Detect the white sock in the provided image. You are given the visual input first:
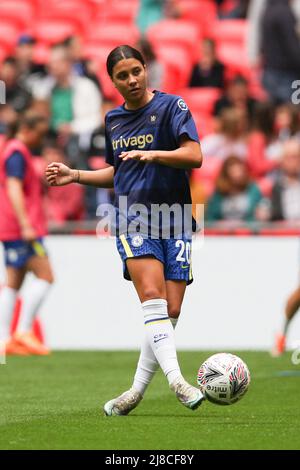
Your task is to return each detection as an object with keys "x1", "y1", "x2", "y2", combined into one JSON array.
[
  {"x1": 133, "y1": 316, "x2": 179, "y2": 395},
  {"x1": 17, "y1": 278, "x2": 51, "y2": 333},
  {"x1": 132, "y1": 336, "x2": 159, "y2": 395},
  {"x1": 0, "y1": 286, "x2": 18, "y2": 342},
  {"x1": 142, "y1": 299, "x2": 182, "y2": 386}
]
